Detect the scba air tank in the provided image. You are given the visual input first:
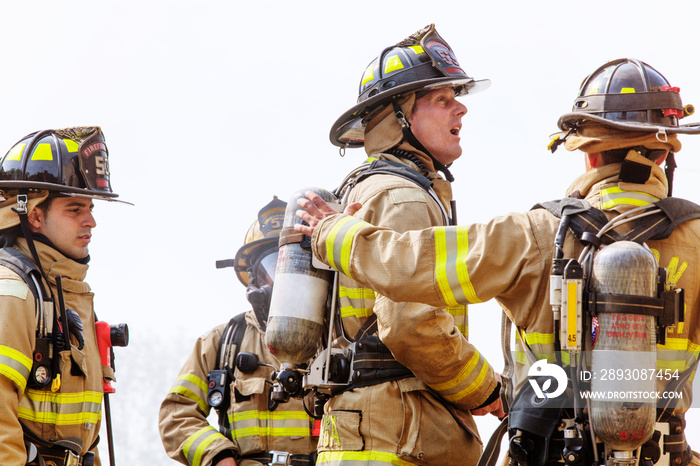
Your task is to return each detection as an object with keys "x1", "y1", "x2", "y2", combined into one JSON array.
[
  {"x1": 265, "y1": 188, "x2": 337, "y2": 366},
  {"x1": 590, "y1": 241, "x2": 657, "y2": 451}
]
